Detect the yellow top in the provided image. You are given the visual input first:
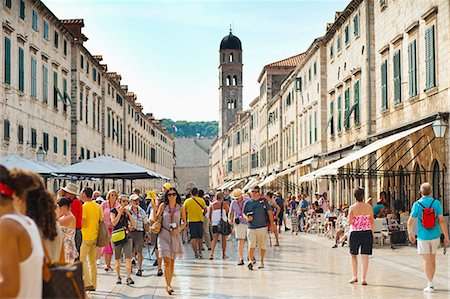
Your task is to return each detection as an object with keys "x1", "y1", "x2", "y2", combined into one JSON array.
[
  {"x1": 82, "y1": 201, "x2": 104, "y2": 241},
  {"x1": 184, "y1": 196, "x2": 206, "y2": 222}
]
